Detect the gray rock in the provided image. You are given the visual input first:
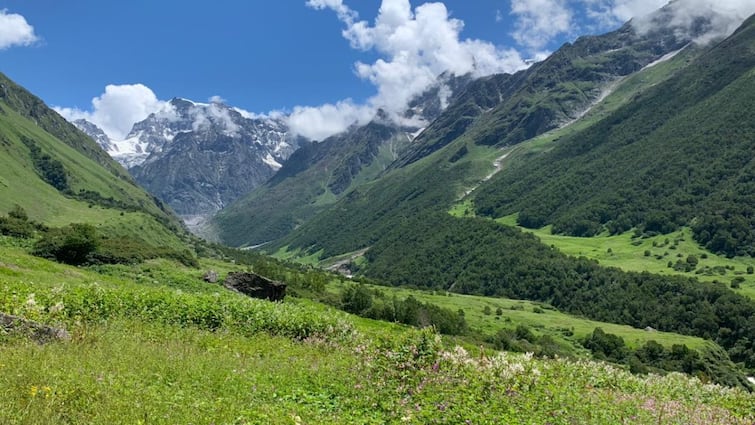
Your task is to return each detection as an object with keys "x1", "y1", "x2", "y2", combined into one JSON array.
[
  {"x1": 203, "y1": 270, "x2": 218, "y2": 283},
  {"x1": 224, "y1": 272, "x2": 286, "y2": 302},
  {"x1": 0, "y1": 312, "x2": 71, "y2": 343}
]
